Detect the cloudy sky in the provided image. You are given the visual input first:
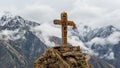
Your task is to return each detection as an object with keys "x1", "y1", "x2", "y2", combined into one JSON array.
[{"x1": 0, "y1": 0, "x2": 120, "y2": 28}]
